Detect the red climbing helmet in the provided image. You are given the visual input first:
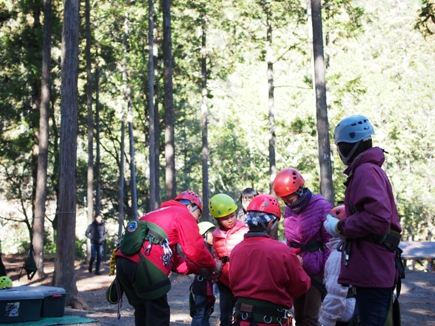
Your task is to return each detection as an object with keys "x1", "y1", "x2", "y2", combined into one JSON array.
[
  {"x1": 273, "y1": 168, "x2": 305, "y2": 197},
  {"x1": 175, "y1": 190, "x2": 203, "y2": 212},
  {"x1": 247, "y1": 194, "x2": 281, "y2": 220},
  {"x1": 330, "y1": 205, "x2": 347, "y2": 220}
]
